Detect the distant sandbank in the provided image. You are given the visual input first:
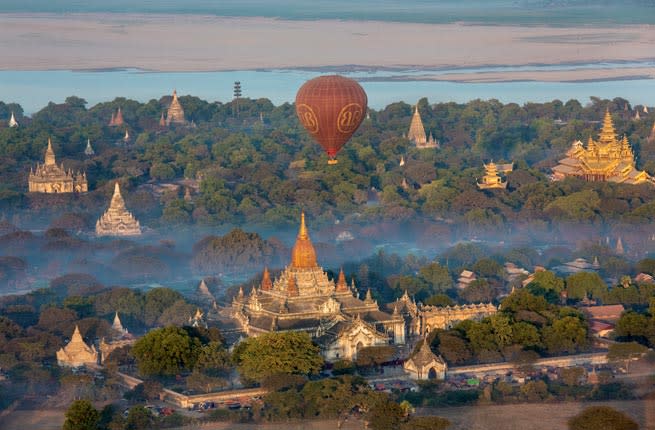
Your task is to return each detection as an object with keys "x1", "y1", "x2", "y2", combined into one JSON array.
[{"x1": 0, "y1": 13, "x2": 654, "y2": 83}]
